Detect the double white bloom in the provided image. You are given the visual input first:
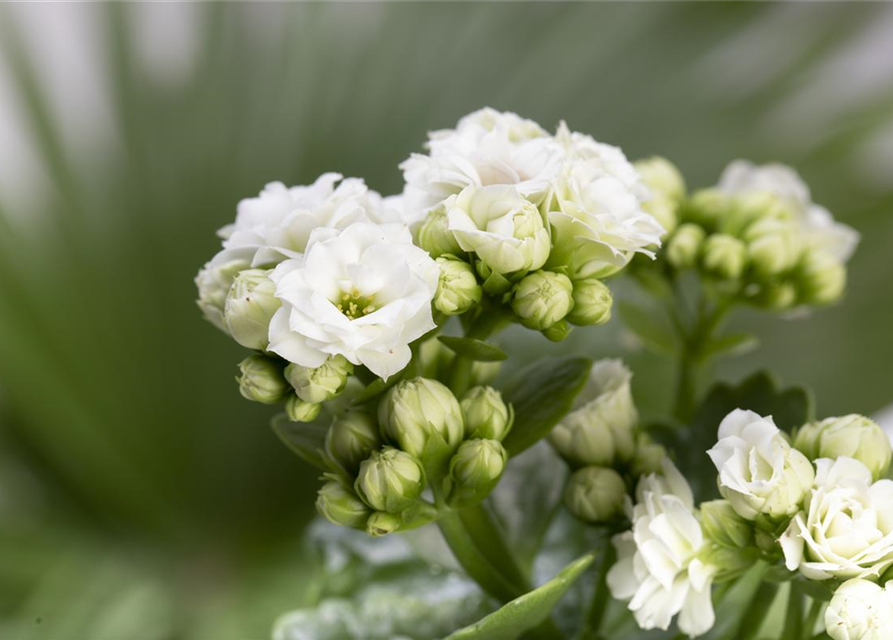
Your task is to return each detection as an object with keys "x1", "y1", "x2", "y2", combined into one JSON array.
[
  {"x1": 608, "y1": 460, "x2": 716, "y2": 638},
  {"x1": 707, "y1": 409, "x2": 814, "y2": 520},
  {"x1": 780, "y1": 456, "x2": 893, "y2": 581},
  {"x1": 825, "y1": 579, "x2": 893, "y2": 640}
]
